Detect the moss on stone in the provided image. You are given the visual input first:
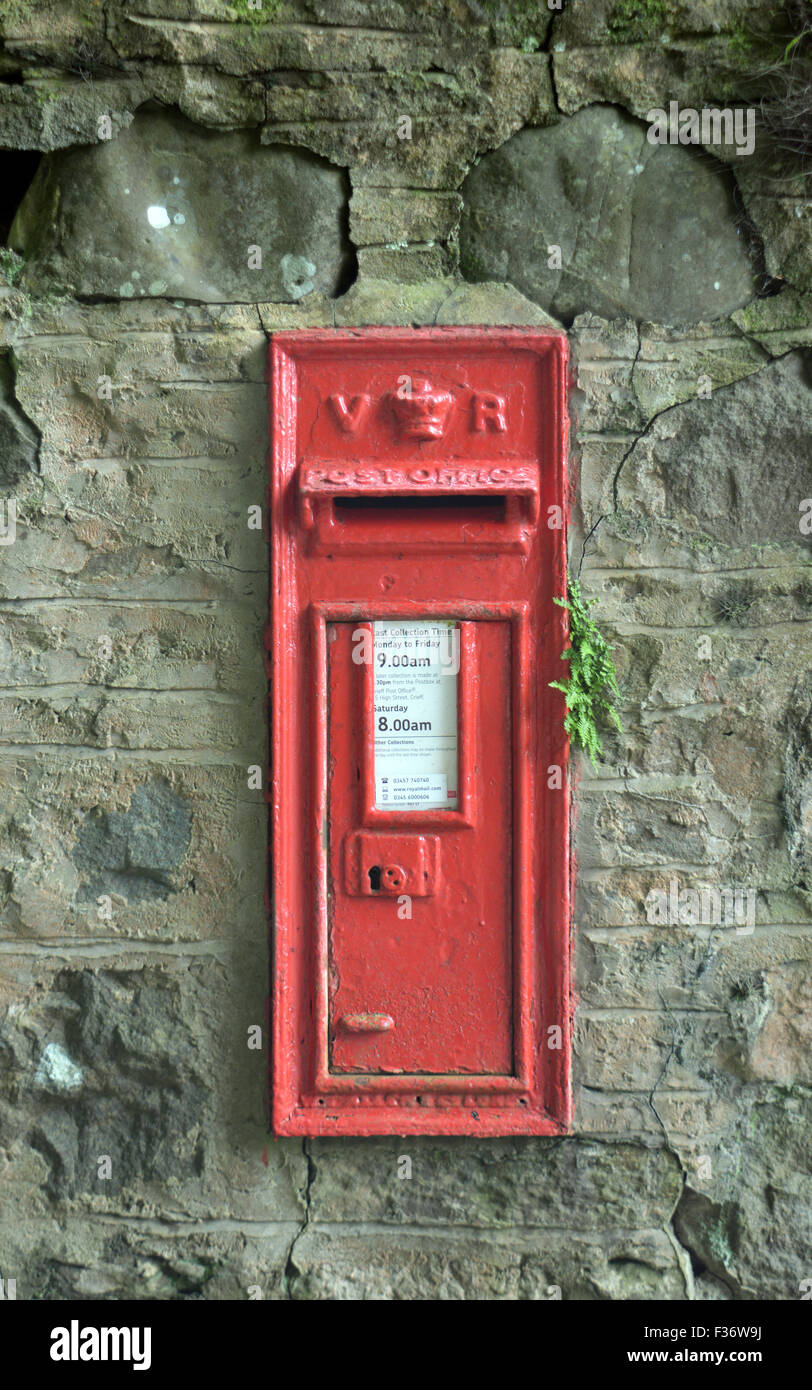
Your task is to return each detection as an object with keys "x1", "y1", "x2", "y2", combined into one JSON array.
[
  {"x1": 607, "y1": 0, "x2": 669, "y2": 44},
  {"x1": 693, "y1": 349, "x2": 765, "y2": 390},
  {"x1": 459, "y1": 245, "x2": 489, "y2": 282},
  {"x1": 15, "y1": 477, "x2": 48, "y2": 524},
  {"x1": 726, "y1": 18, "x2": 758, "y2": 64},
  {"x1": 733, "y1": 289, "x2": 812, "y2": 336},
  {"x1": 476, "y1": 0, "x2": 552, "y2": 50},
  {"x1": 0, "y1": 248, "x2": 25, "y2": 287},
  {"x1": 228, "y1": 0, "x2": 279, "y2": 26},
  {"x1": 0, "y1": 0, "x2": 38, "y2": 34}
]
